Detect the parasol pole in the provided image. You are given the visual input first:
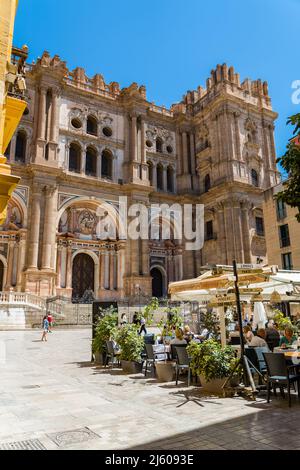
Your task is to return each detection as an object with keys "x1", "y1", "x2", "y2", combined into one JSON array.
[{"x1": 233, "y1": 260, "x2": 257, "y2": 392}]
